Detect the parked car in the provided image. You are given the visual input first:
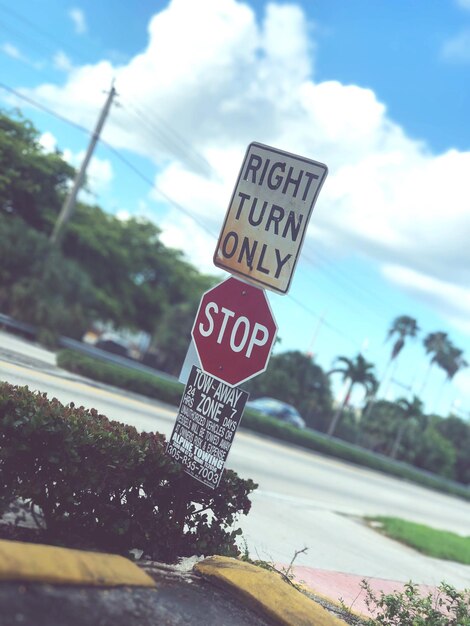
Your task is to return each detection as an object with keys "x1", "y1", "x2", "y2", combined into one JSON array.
[
  {"x1": 95, "y1": 338, "x2": 130, "y2": 358},
  {"x1": 246, "y1": 397, "x2": 306, "y2": 429}
]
